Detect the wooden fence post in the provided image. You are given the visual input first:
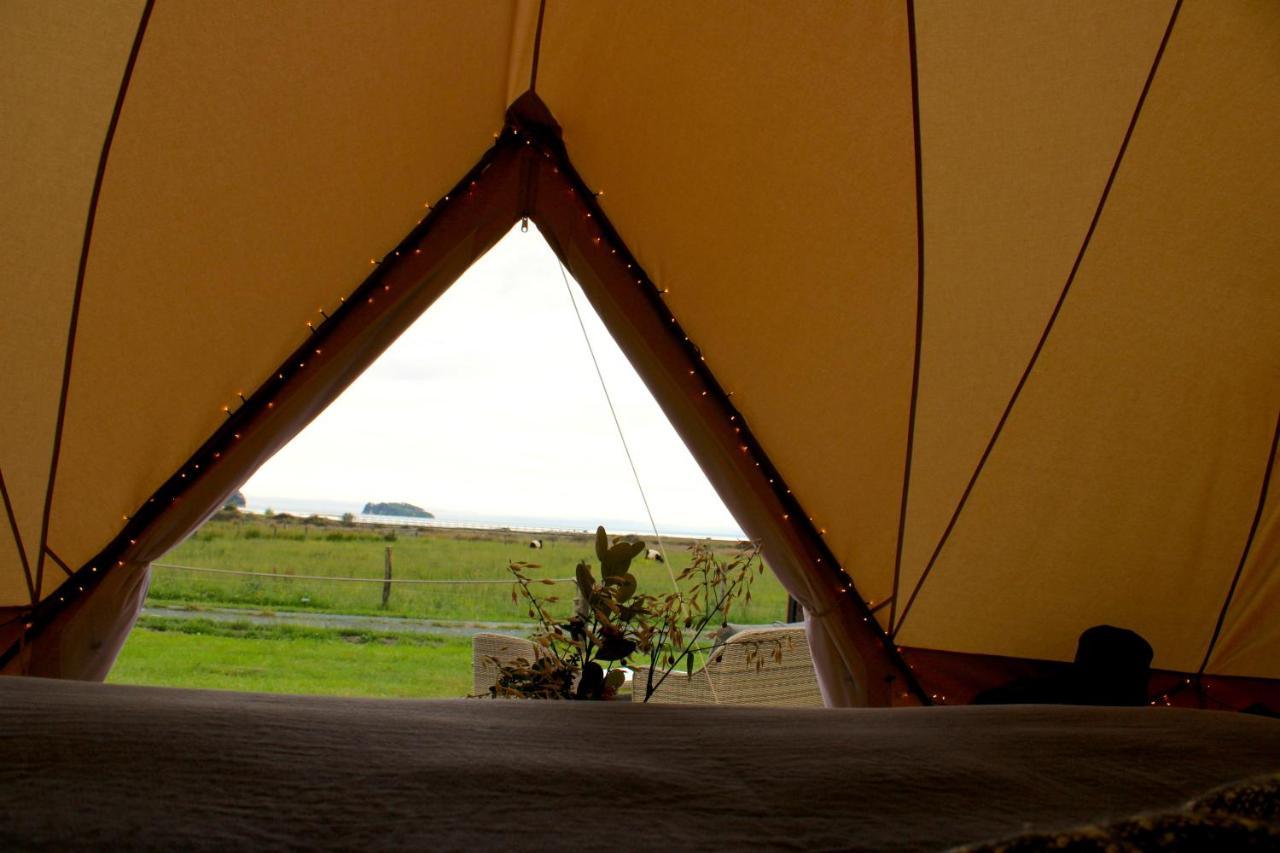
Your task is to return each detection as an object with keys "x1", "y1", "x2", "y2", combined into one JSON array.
[{"x1": 382, "y1": 547, "x2": 393, "y2": 609}]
